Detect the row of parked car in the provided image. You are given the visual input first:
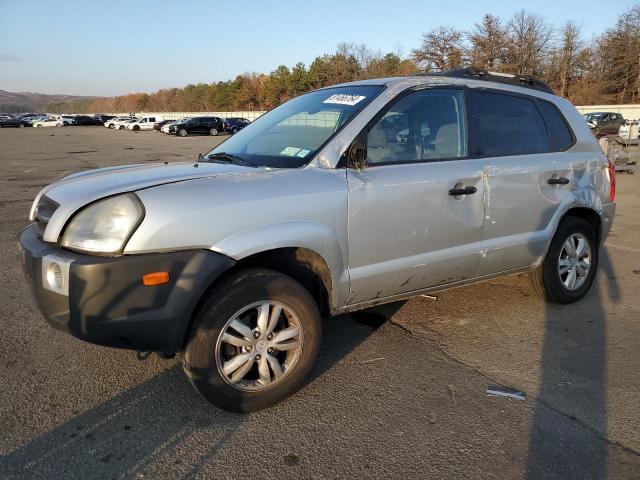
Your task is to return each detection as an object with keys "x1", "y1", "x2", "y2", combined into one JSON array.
[
  {"x1": 0, "y1": 113, "x2": 252, "y2": 137},
  {"x1": 0, "y1": 113, "x2": 106, "y2": 127},
  {"x1": 103, "y1": 115, "x2": 251, "y2": 136}
]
